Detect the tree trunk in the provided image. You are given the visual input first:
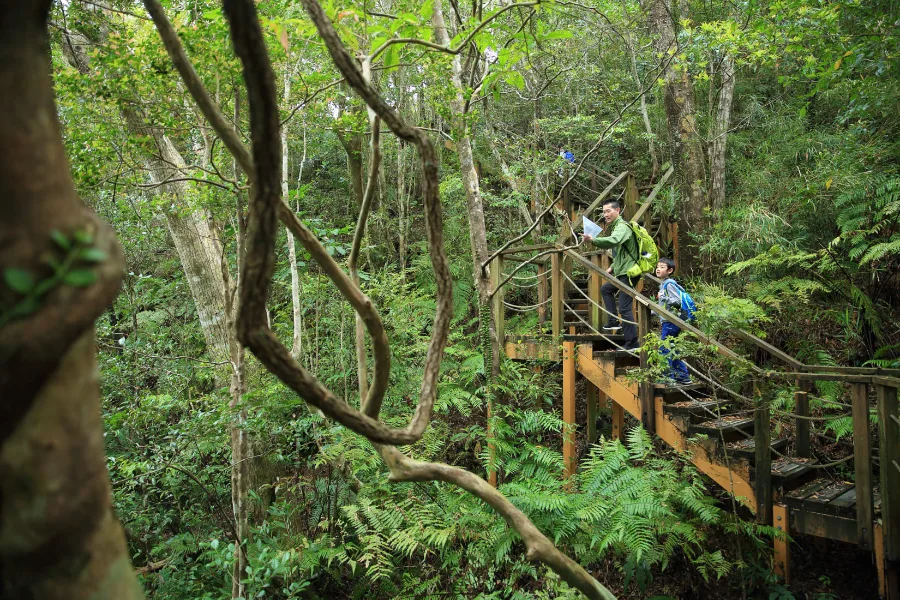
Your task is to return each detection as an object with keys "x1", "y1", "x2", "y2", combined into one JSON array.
[
  {"x1": 708, "y1": 55, "x2": 735, "y2": 214},
  {"x1": 0, "y1": 3, "x2": 142, "y2": 597},
  {"x1": 337, "y1": 129, "x2": 365, "y2": 210},
  {"x1": 284, "y1": 72, "x2": 304, "y2": 361},
  {"x1": 649, "y1": 0, "x2": 707, "y2": 275},
  {"x1": 431, "y1": 1, "x2": 493, "y2": 307}
]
